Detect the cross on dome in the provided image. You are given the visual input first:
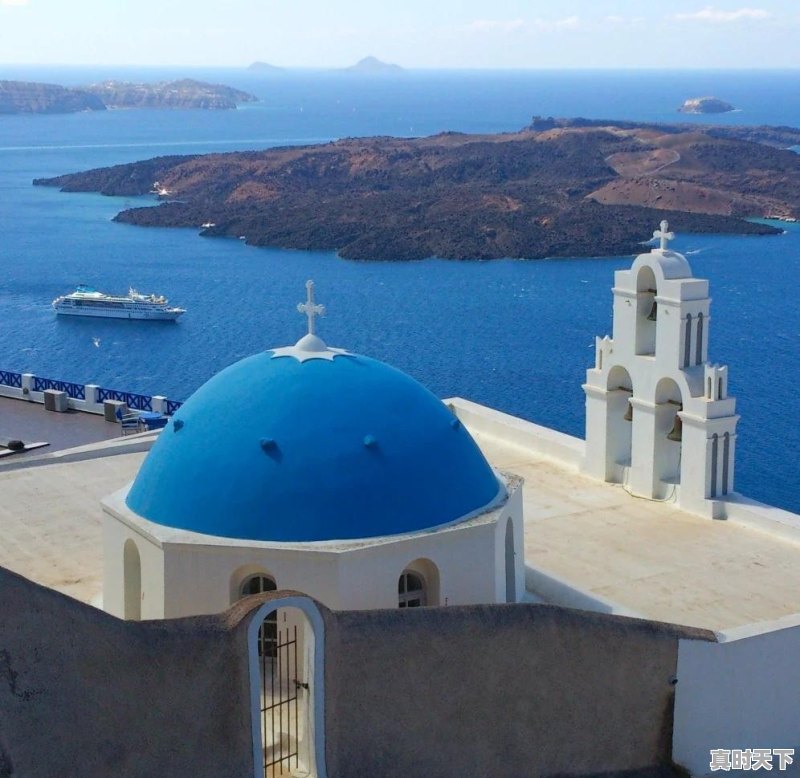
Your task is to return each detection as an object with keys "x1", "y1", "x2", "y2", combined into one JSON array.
[
  {"x1": 270, "y1": 280, "x2": 348, "y2": 362},
  {"x1": 653, "y1": 220, "x2": 675, "y2": 252},
  {"x1": 297, "y1": 279, "x2": 325, "y2": 336}
]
